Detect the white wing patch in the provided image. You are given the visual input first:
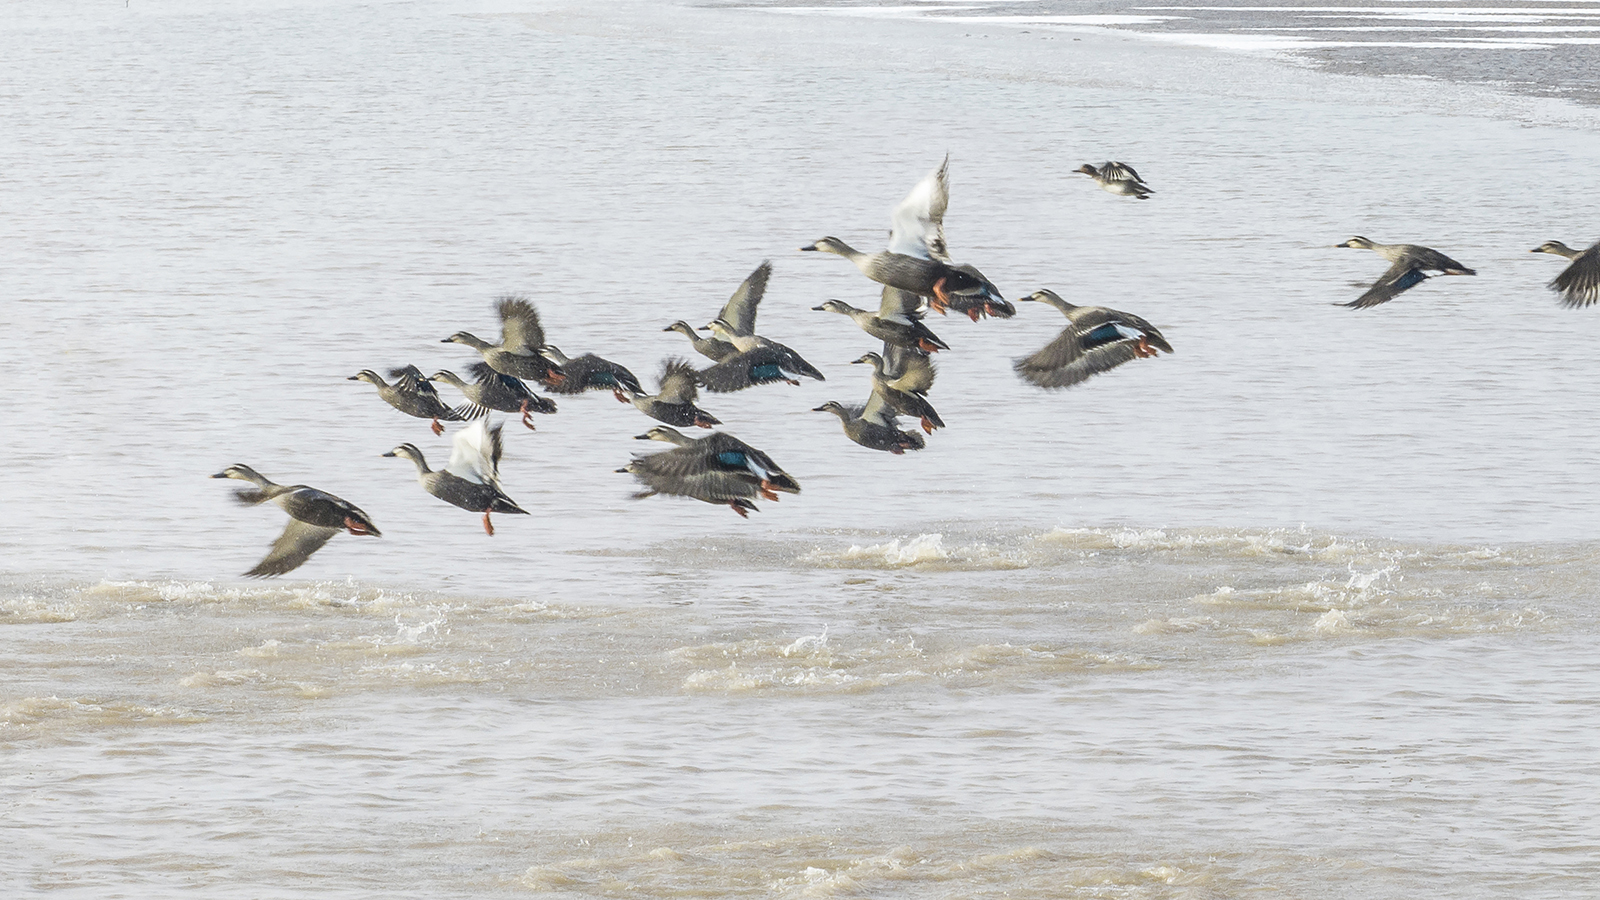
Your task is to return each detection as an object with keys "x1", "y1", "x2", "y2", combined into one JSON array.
[
  {"x1": 886, "y1": 157, "x2": 949, "y2": 260},
  {"x1": 445, "y1": 418, "x2": 495, "y2": 486}
]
